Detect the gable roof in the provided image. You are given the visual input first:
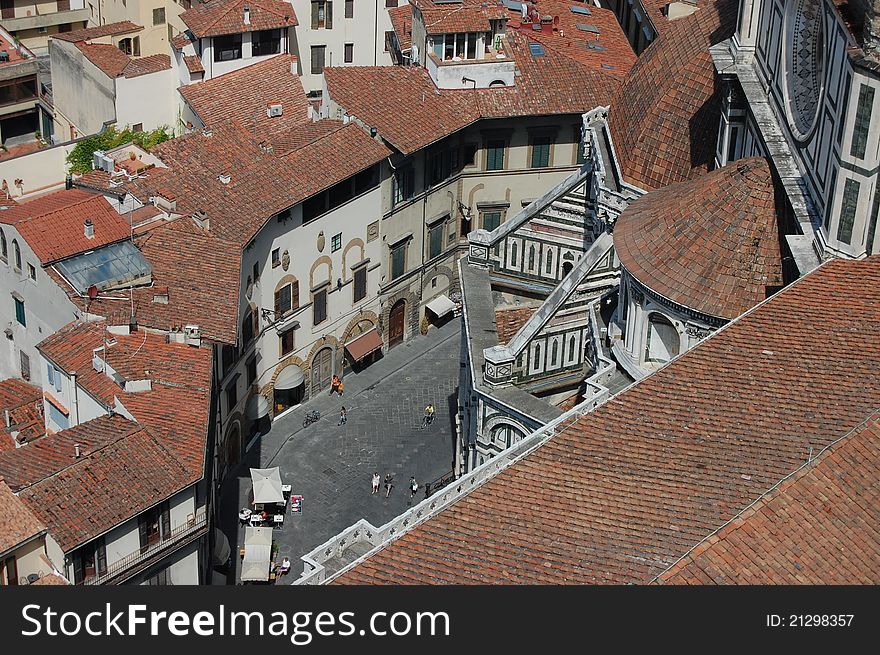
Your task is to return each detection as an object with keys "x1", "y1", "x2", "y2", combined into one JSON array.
[
  {"x1": 614, "y1": 157, "x2": 784, "y2": 320},
  {"x1": 335, "y1": 256, "x2": 880, "y2": 584},
  {"x1": 36, "y1": 321, "x2": 214, "y2": 477},
  {"x1": 325, "y1": 31, "x2": 622, "y2": 155},
  {"x1": 609, "y1": 0, "x2": 738, "y2": 191},
  {"x1": 13, "y1": 418, "x2": 192, "y2": 552},
  {"x1": 51, "y1": 21, "x2": 143, "y2": 43},
  {"x1": 178, "y1": 54, "x2": 309, "y2": 140},
  {"x1": 0, "y1": 379, "x2": 44, "y2": 451},
  {"x1": 181, "y1": 0, "x2": 297, "y2": 38},
  {"x1": 2, "y1": 189, "x2": 132, "y2": 264},
  {"x1": 659, "y1": 414, "x2": 880, "y2": 585}
]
